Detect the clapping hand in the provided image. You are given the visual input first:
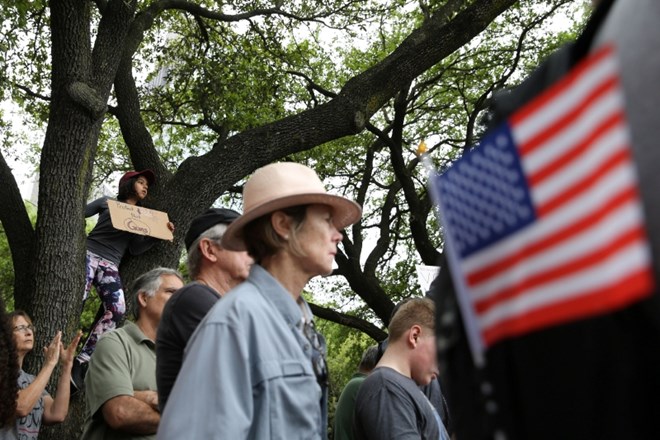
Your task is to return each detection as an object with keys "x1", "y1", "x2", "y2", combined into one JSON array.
[
  {"x1": 60, "y1": 330, "x2": 83, "y2": 369},
  {"x1": 43, "y1": 331, "x2": 62, "y2": 368}
]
